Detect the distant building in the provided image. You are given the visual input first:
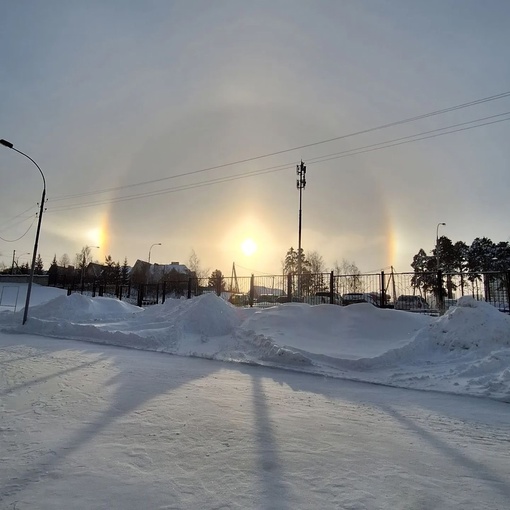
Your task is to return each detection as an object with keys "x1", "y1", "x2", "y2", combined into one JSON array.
[
  {"x1": 85, "y1": 262, "x2": 105, "y2": 280},
  {"x1": 130, "y1": 260, "x2": 190, "y2": 284}
]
